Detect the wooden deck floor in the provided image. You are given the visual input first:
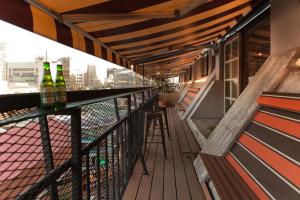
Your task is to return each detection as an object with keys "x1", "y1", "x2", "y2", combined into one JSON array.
[{"x1": 123, "y1": 108, "x2": 205, "y2": 200}]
